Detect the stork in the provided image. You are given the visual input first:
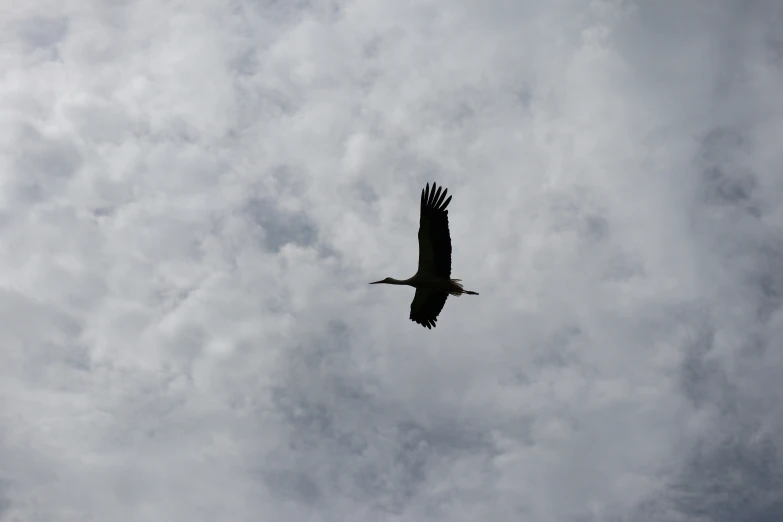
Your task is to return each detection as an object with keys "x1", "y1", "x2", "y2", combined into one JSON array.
[{"x1": 370, "y1": 182, "x2": 479, "y2": 329}]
